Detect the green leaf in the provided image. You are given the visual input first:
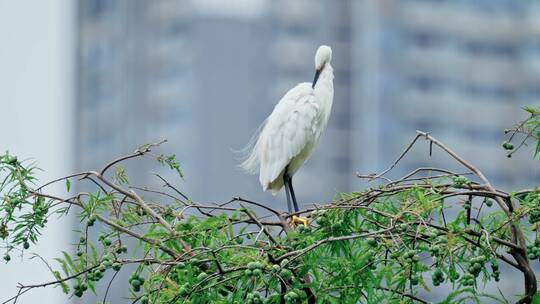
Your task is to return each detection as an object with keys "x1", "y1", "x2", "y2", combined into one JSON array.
[
  {"x1": 65, "y1": 179, "x2": 71, "y2": 192},
  {"x1": 533, "y1": 292, "x2": 540, "y2": 304},
  {"x1": 61, "y1": 251, "x2": 78, "y2": 273},
  {"x1": 114, "y1": 165, "x2": 129, "y2": 184},
  {"x1": 54, "y1": 258, "x2": 70, "y2": 277},
  {"x1": 157, "y1": 154, "x2": 184, "y2": 179},
  {"x1": 52, "y1": 270, "x2": 69, "y2": 294}
]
